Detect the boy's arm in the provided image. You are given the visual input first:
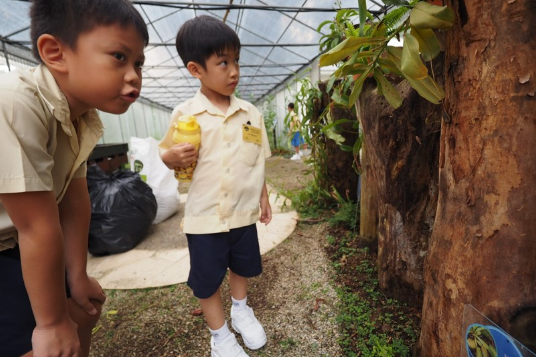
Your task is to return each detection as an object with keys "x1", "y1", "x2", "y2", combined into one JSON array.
[
  {"x1": 0, "y1": 190, "x2": 82, "y2": 354},
  {"x1": 259, "y1": 181, "x2": 272, "y2": 225},
  {"x1": 58, "y1": 177, "x2": 106, "y2": 314}
]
